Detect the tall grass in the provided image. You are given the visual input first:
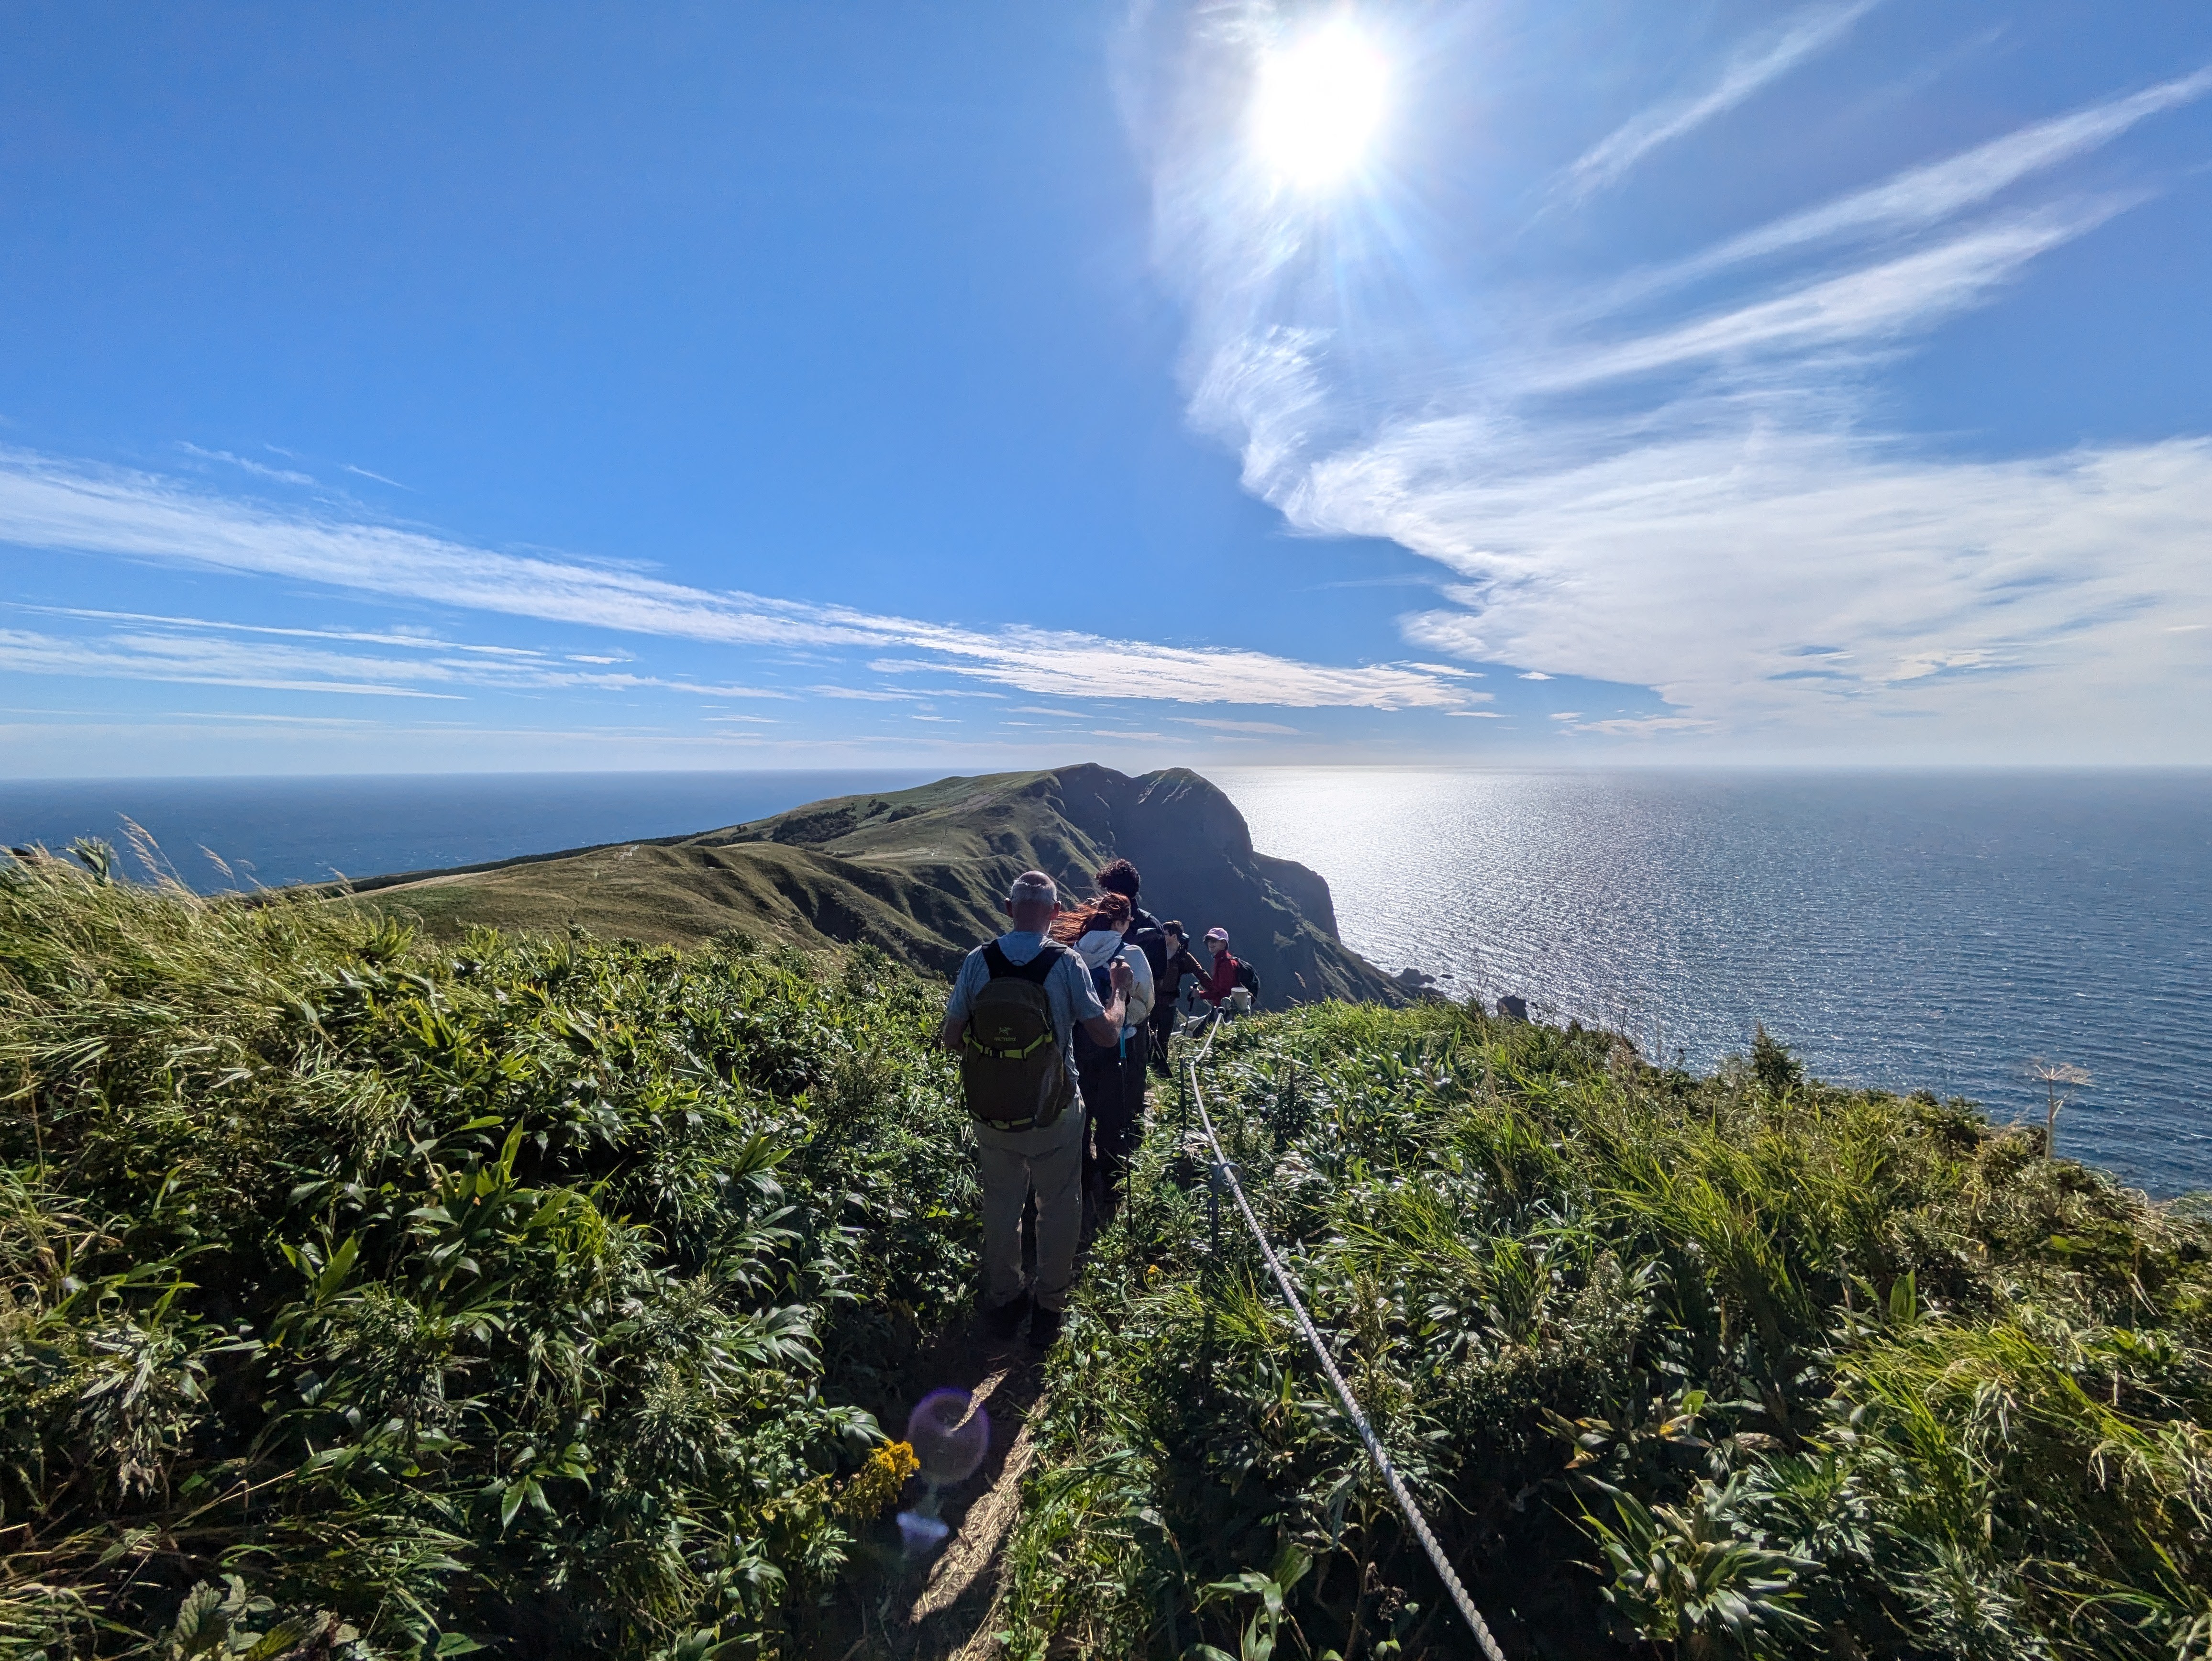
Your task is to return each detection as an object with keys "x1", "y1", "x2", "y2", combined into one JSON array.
[
  {"x1": 0, "y1": 855, "x2": 977, "y2": 1658},
  {"x1": 1003, "y1": 1002, "x2": 2212, "y2": 1659},
  {"x1": 9, "y1": 854, "x2": 2207, "y2": 1659}
]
